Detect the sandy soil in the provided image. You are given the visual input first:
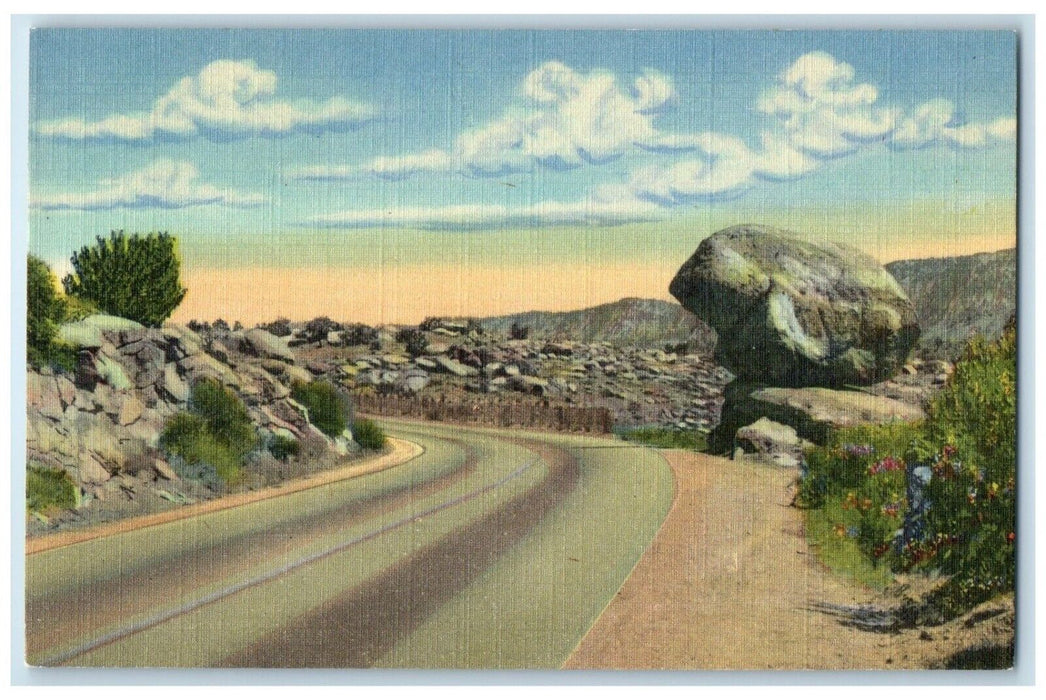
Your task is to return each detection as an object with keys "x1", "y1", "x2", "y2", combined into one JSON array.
[{"x1": 564, "y1": 450, "x2": 1014, "y2": 670}]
